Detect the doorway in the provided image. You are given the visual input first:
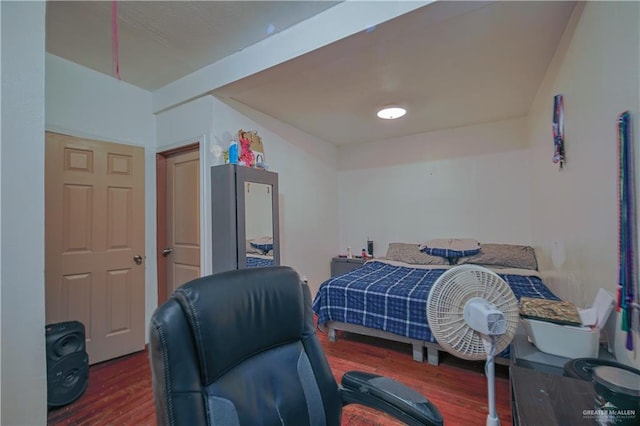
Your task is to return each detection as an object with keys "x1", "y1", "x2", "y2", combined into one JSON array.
[{"x1": 156, "y1": 144, "x2": 201, "y2": 304}]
